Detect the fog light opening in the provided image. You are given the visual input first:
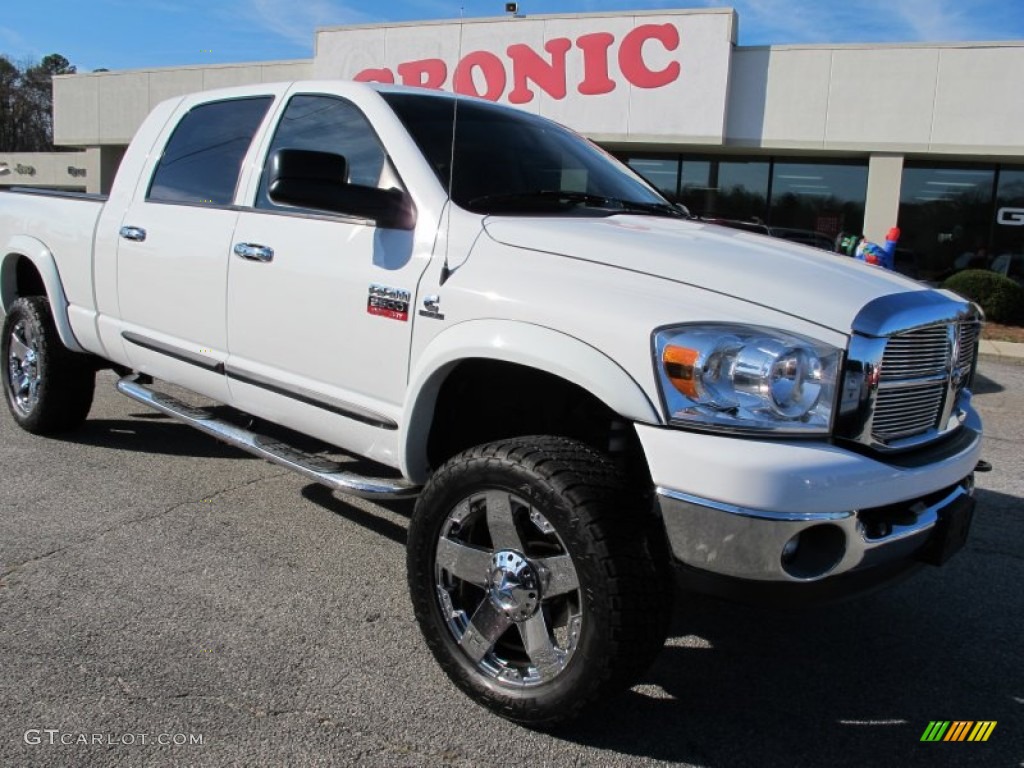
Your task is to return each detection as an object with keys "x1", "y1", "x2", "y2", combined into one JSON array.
[
  {"x1": 780, "y1": 524, "x2": 846, "y2": 579},
  {"x1": 782, "y1": 534, "x2": 800, "y2": 563}
]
